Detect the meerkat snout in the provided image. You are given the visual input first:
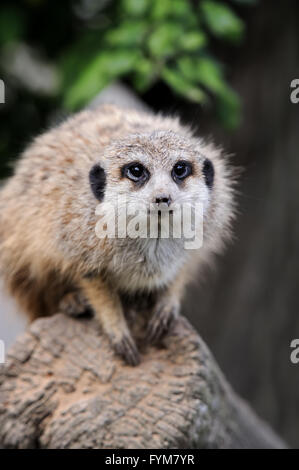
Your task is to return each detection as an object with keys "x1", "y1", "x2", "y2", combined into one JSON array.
[{"x1": 154, "y1": 194, "x2": 172, "y2": 207}]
